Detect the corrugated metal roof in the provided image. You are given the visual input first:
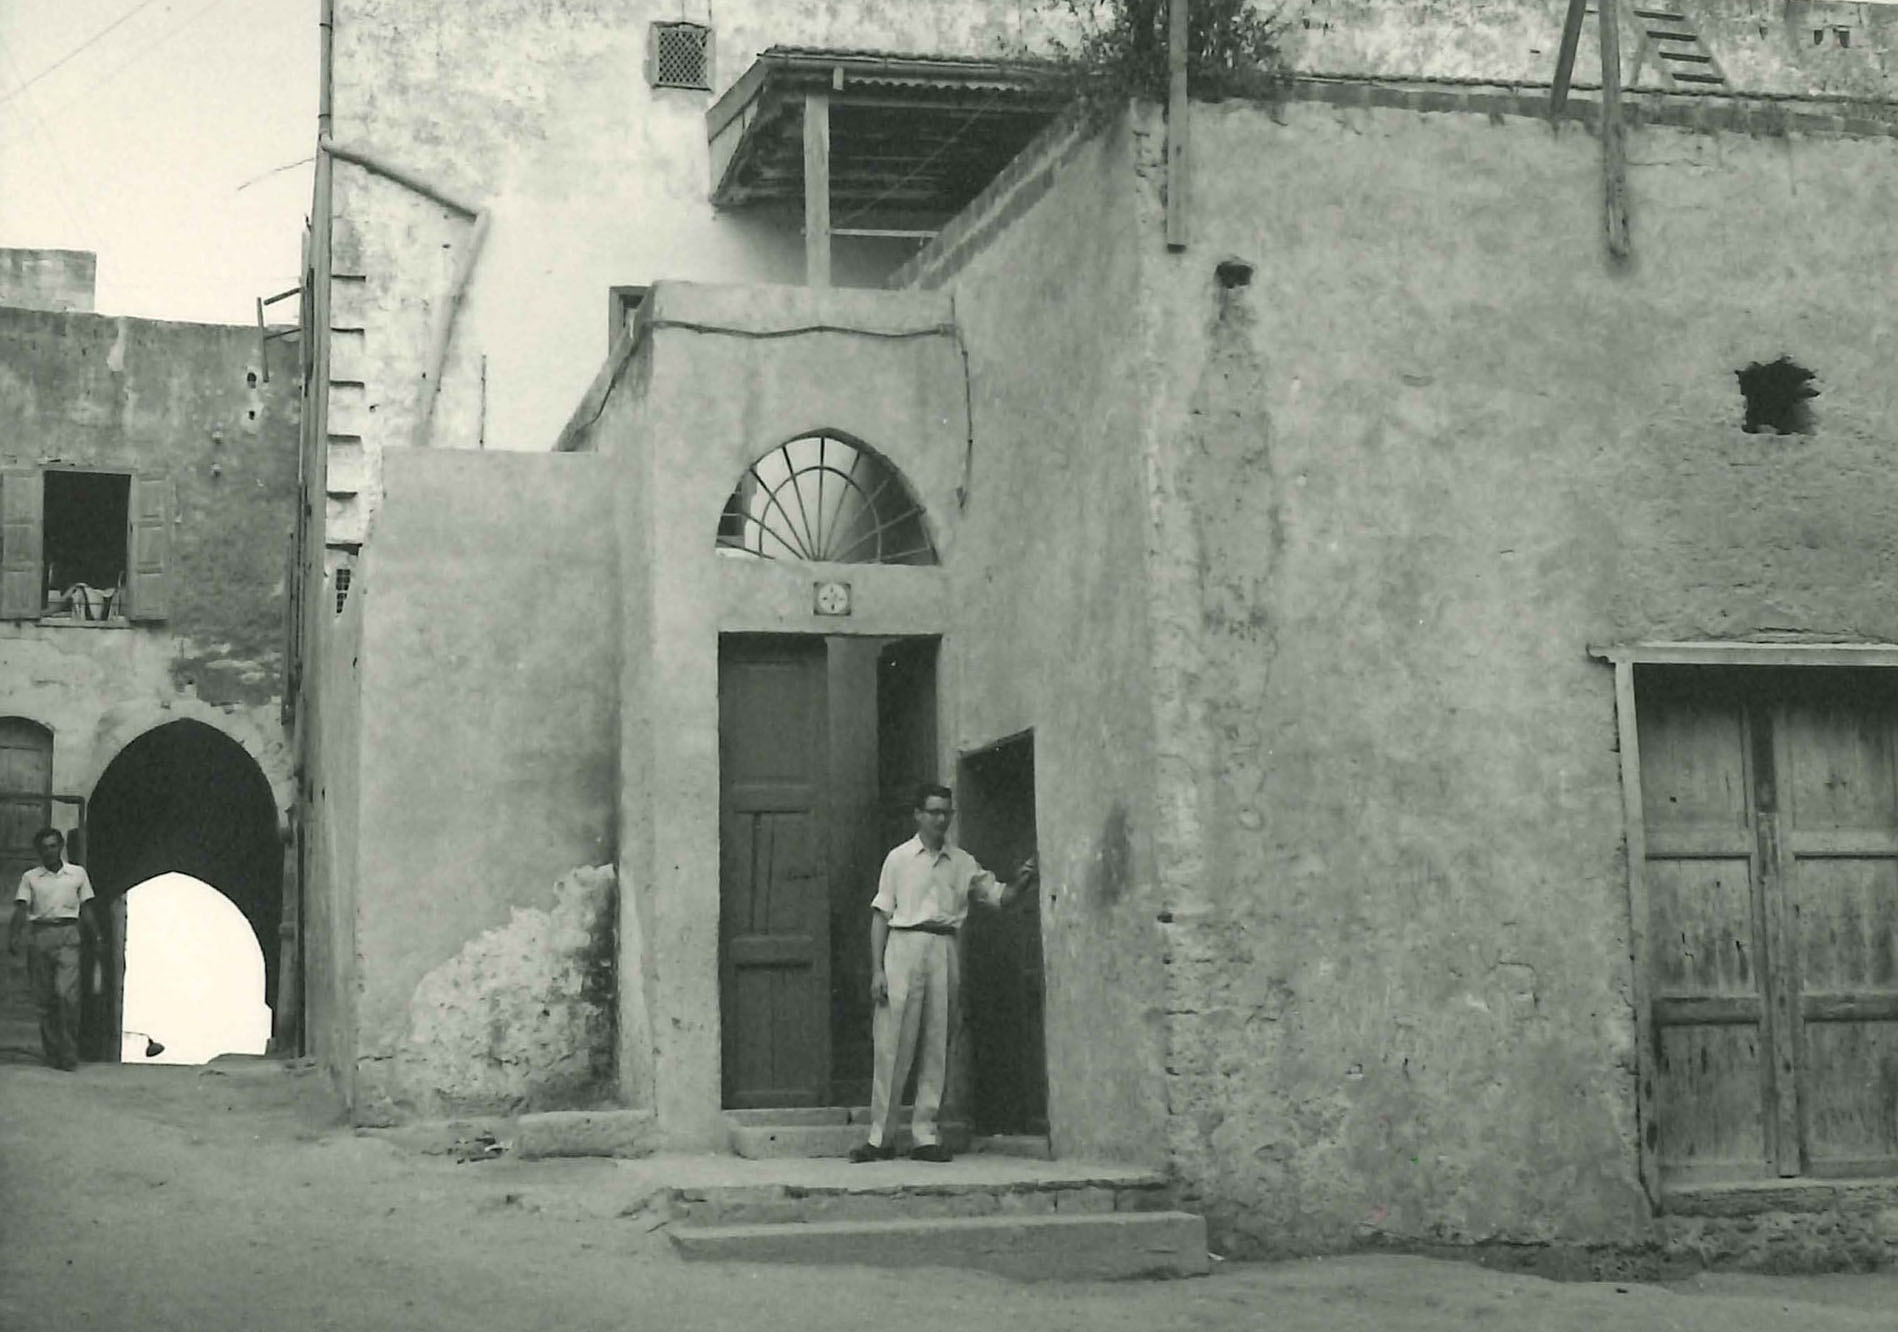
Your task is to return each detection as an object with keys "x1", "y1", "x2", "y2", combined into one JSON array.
[{"x1": 707, "y1": 46, "x2": 1068, "y2": 216}]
